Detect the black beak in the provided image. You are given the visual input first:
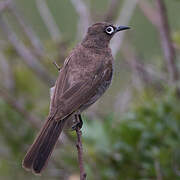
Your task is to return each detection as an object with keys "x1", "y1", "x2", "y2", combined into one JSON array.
[{"x1": 116, "y1": 26, "x2": 130, "y2": 32}]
